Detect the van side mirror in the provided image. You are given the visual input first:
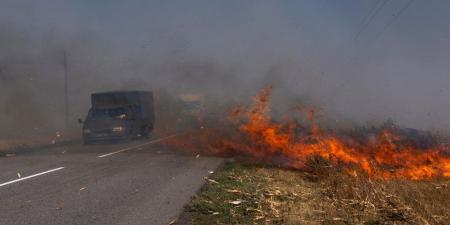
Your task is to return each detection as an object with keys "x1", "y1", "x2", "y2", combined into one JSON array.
[{"x1": 78, "y1": 118, "x2": 84, "y2": 124}]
